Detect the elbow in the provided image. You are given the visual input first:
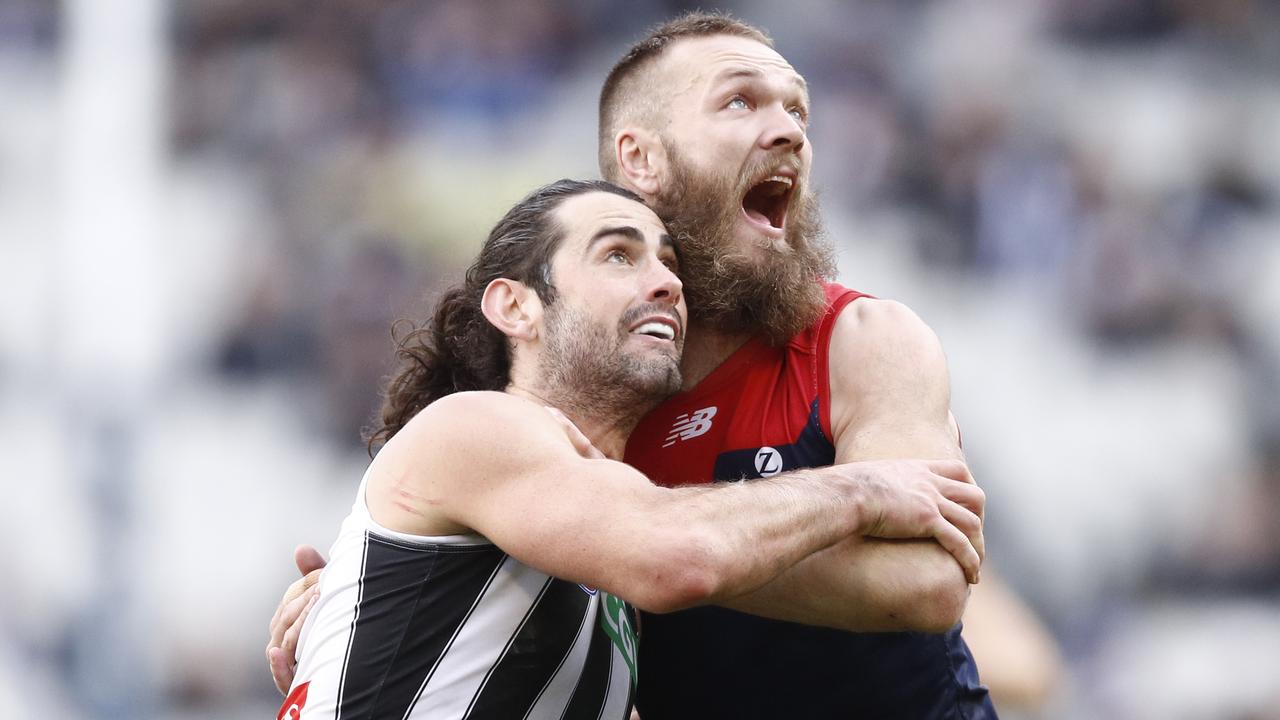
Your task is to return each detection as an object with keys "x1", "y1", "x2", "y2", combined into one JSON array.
[
  {"x1": 627, "y1": 537, "x2": 726, "y2": 614},
  {"x1": 905, "y1": 568, "x2": 970, "y2": 634}
]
